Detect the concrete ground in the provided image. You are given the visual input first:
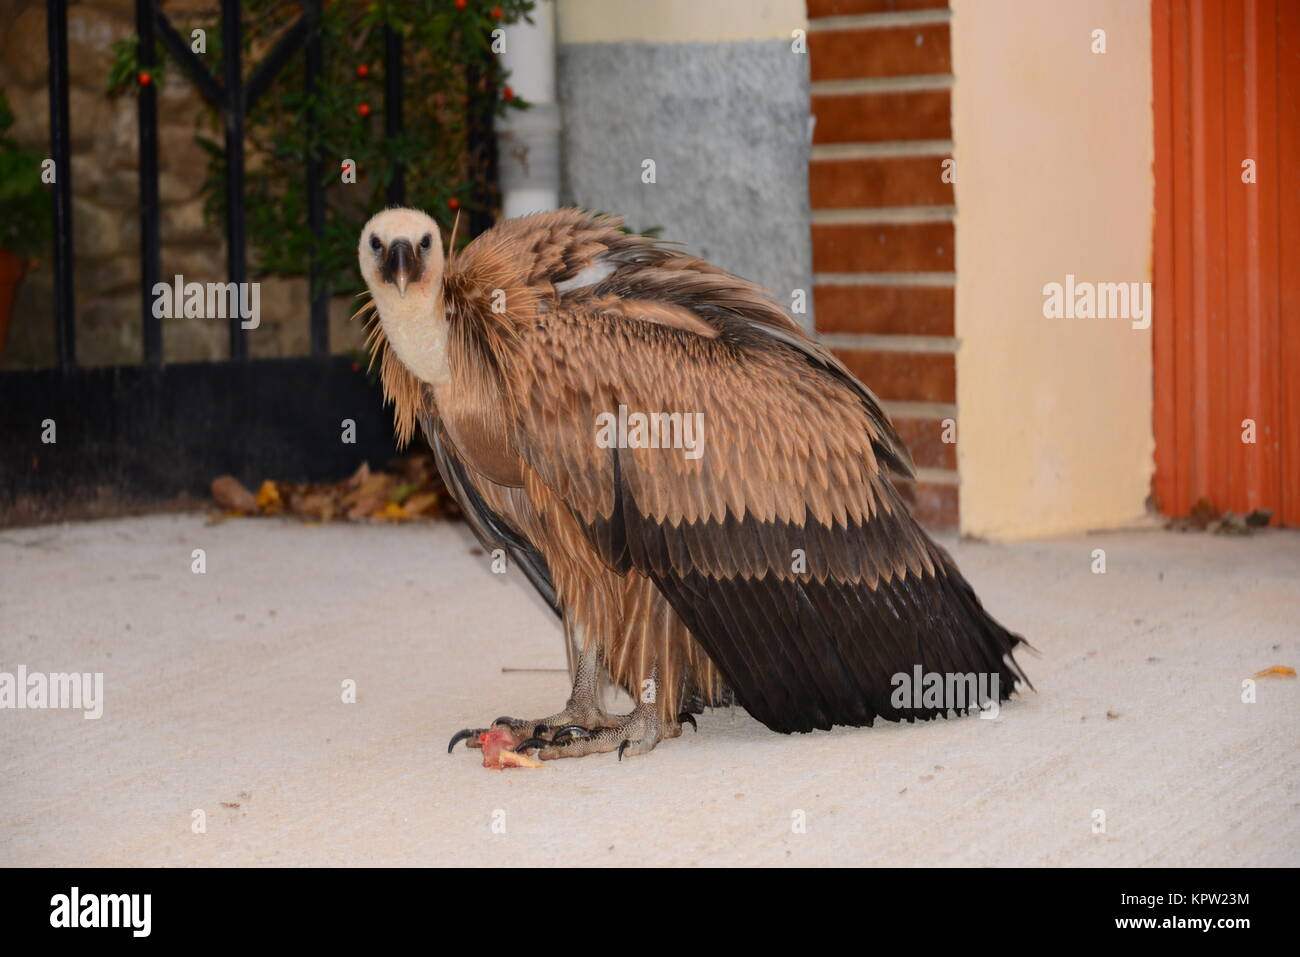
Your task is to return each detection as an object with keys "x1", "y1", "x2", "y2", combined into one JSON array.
[{"x1": 1, "y1": 513, "x2": 1296, "y2": 867}]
